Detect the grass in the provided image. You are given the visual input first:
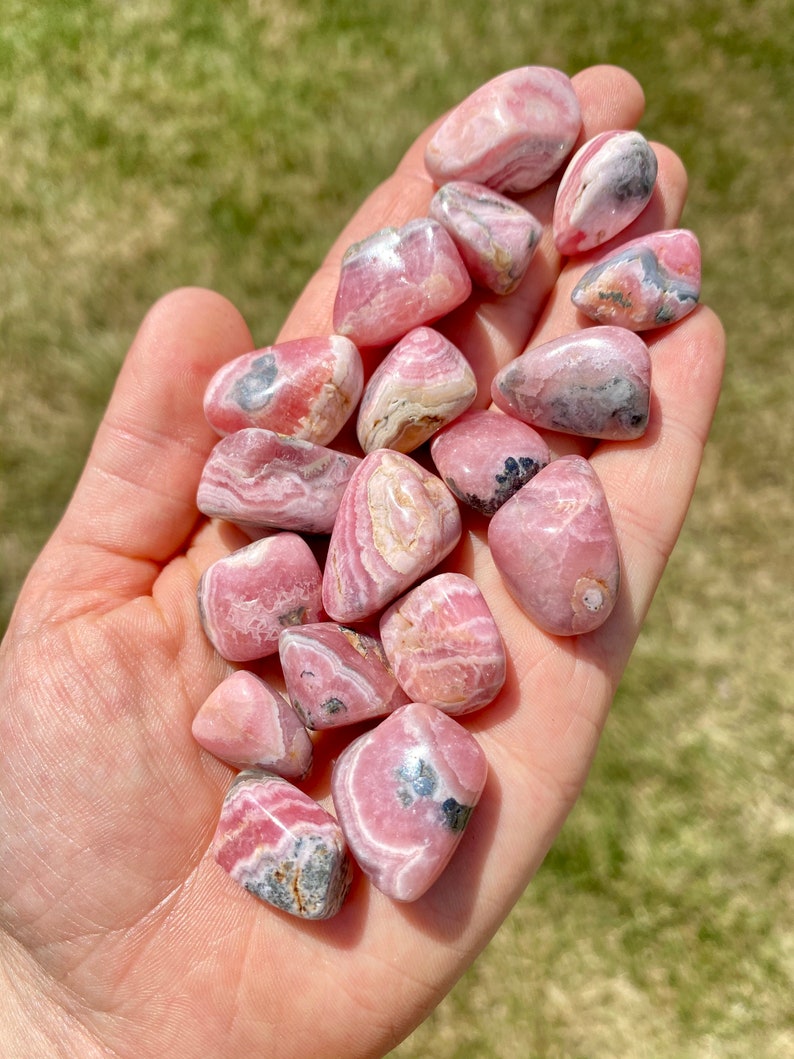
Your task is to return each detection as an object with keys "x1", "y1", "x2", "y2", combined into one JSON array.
[{"x1": 1, "y1": 0, "x2": 792, "y2": 1055}]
